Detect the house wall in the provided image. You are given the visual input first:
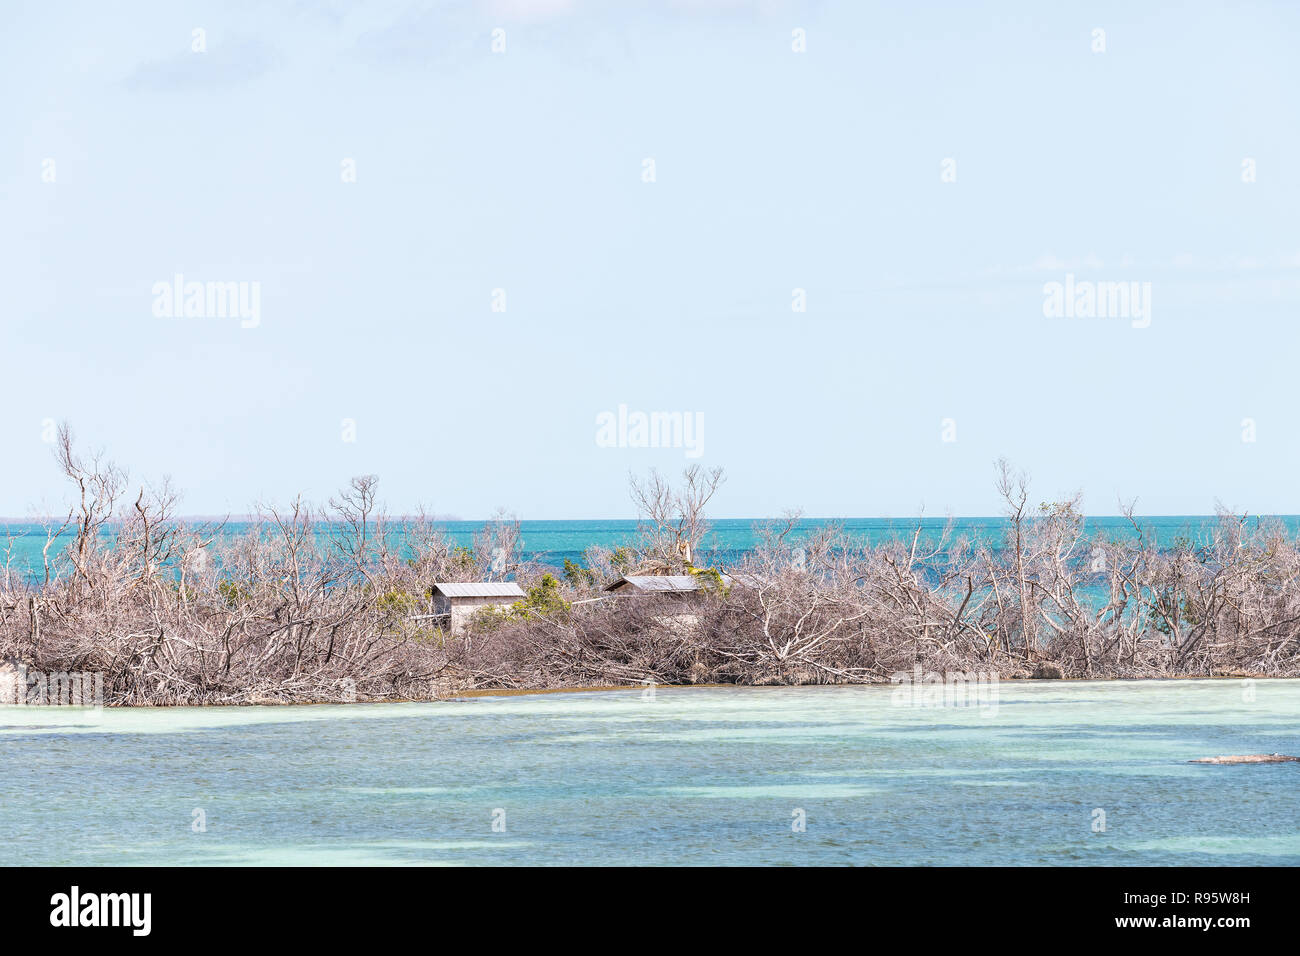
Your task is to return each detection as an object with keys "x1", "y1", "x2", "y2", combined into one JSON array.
[{"x1": 447, "y1": 596, "x2": 516, "y2": 635}]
